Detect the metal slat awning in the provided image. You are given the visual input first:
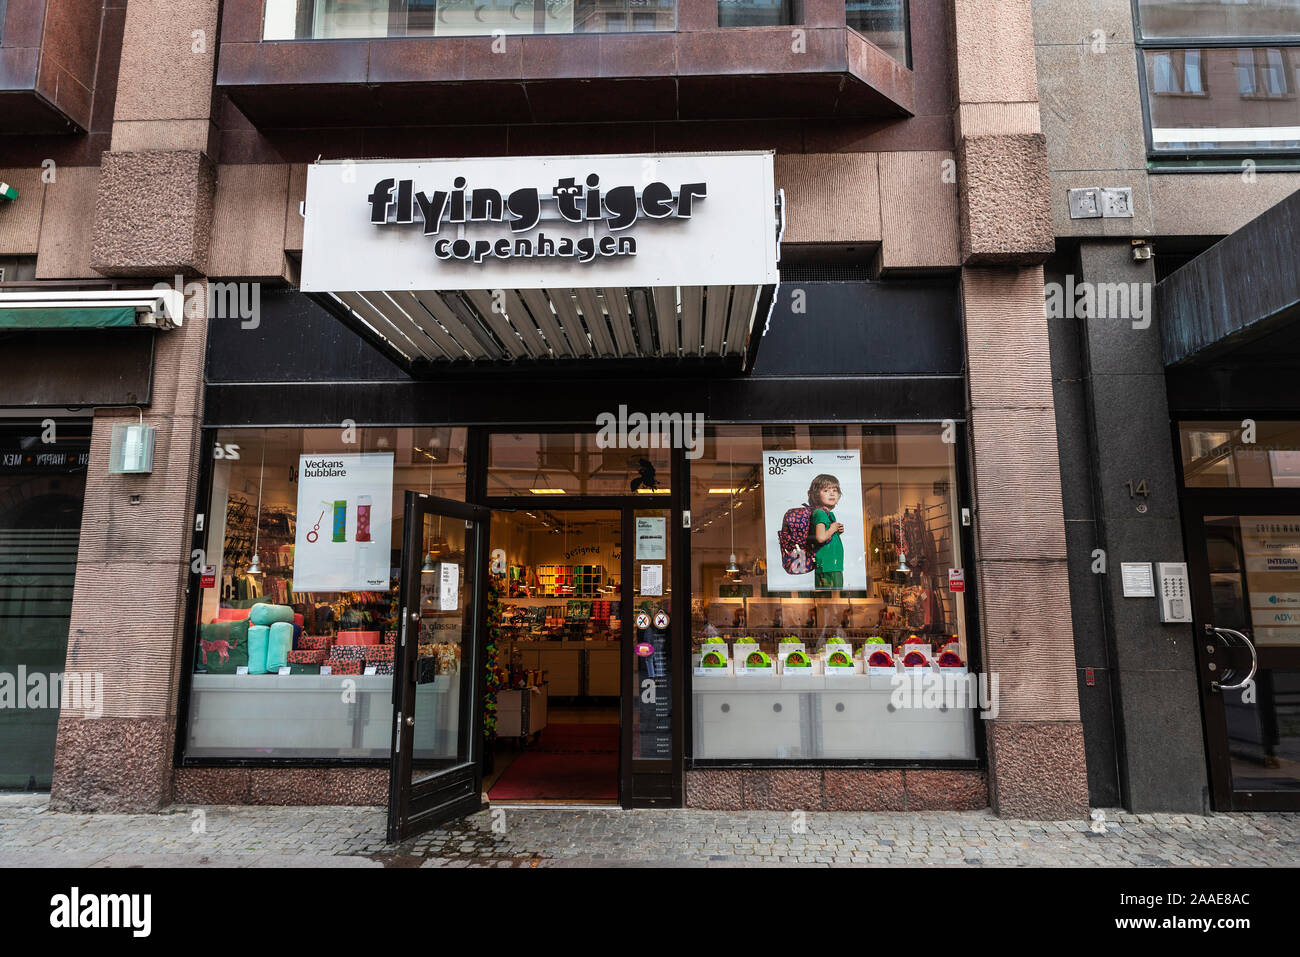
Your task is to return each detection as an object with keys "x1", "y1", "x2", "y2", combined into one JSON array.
[
  {"x1": 300, "y1": 153, "x2": 782, "y2": 376},
  {"x1": 314, "y1": 283, "x2": 769, "y2": 370}
]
